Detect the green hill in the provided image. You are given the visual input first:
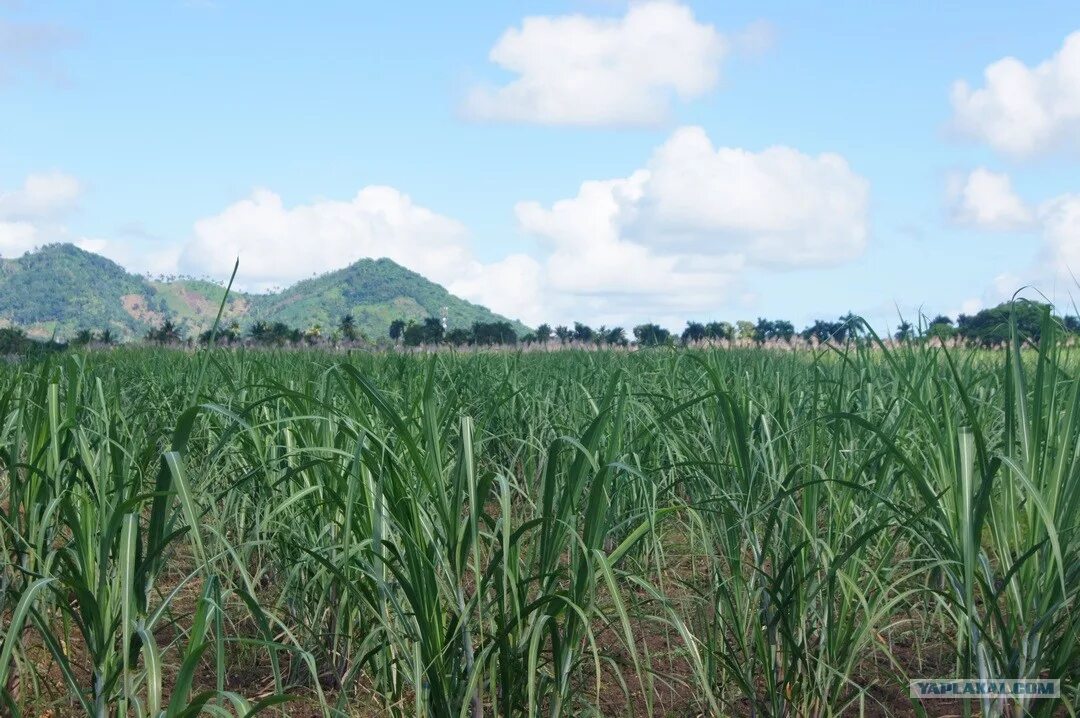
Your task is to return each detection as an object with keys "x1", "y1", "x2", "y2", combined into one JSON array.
[
  {"x1": 0, "y1": 244, "x2": 164, "y2": 339},
  {"x1": 0, "y1": 244, "x2": 525, "y2": 341},
  {"x1": 150, "y1": 279, "x2": 254, "y2": 334},
  {"x1": 249, "y1": 258, "x2": 526, "y2": 337}
]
